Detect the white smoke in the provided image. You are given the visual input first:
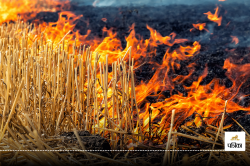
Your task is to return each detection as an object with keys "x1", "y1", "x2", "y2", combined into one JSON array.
[{"x1": 192, "y1": 23, "x2": 215, "y2": 43}]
